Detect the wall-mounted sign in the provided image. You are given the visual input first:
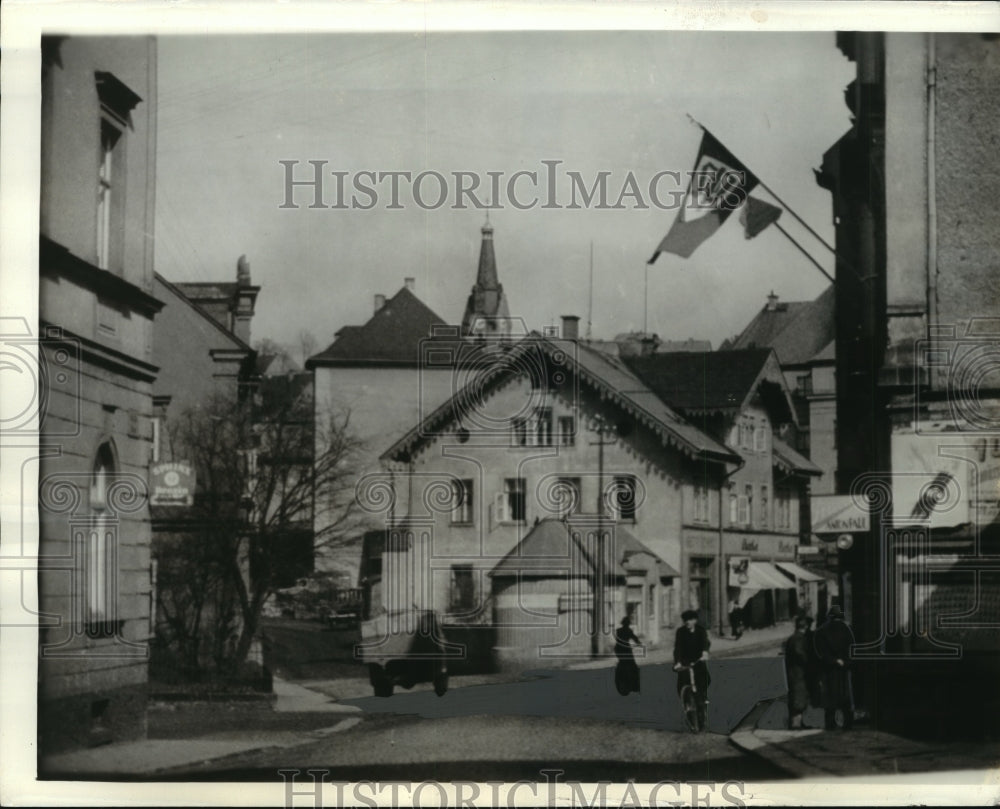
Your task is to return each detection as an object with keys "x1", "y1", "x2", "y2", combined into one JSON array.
[
  {"x1": 812, "y1": 495, "x2": 870, "y2": 534},
  {"x1": 150, "y1": 461, "x2": 195, "y2": 507},
  {"x1": 729, "y1": 557, "x2": 750, "y2": 586},
  {"x1": 891, "y1": 430, "x2": 976, "y2": 529}
]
